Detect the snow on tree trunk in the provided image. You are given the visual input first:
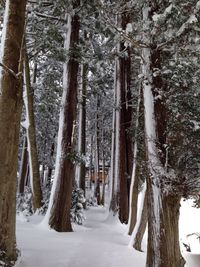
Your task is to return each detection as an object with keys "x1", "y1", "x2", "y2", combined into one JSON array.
[
  {"x1": 127, "y1": 86, "x2": 141, "y2": 235},
  {"x1": 0, "y1": 0, "x2": 27, "y2": 265},
  {"x1": 24, "y1": 48, "x2": 43, "y2": 211},
  {"x1": 129, "y1": 182, "x2": 147, "y2": 252},
  {"x1": 44, "y1": 2, "x2": 80, "y2": 232},
  {"x1": 18, "y1": 135, "x2": 29, "y2": 194},
  {"x1": 142, "y1": 3, "x2": 185, "y2": 266}
]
